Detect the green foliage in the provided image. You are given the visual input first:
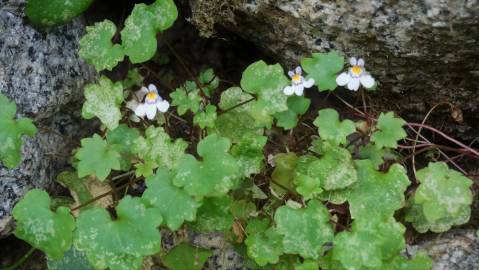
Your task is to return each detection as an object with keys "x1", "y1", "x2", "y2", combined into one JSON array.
[
  {"x1": 346, "y1": 160, "x2": 410, "y2": 220},
  {"x1": 371, "y1": 112, "x2": 407, "y2": 149},
  {"x1": 170, "y1": 86, "x2": 202, "y2": 115},
  {"x1": 193, "y1": 104, "x2": 217, "y2": 128},
  {"x1": 245, "y1": 218, "x2": 284, "y2": 266},
  {"x1": 79, "y1": 20, "x2": 125, "y2": 72},
  {"x1": 405, "y1": 162, "x2": 473, "y2": 233},
  {"x1": 292, "y1": 155, "x2": 324, "y2": 200},
  {"x1": 13, "y1": 189, "x2": 75, "y2": 260},
  {"x1": 231, "y1": 133, "x2": 267, "y2": 178},
  {"x1": 173, "y1": 134, "x2": 239, "y2": 198},
  {"x1": 120, "y1": 1, "x2": 178, "y2": 64},
  {"x1": 81, "y1": 76, "x2": 124, "y2": 130},
  {"x1": 301, "y1": 51, "x2": 344, "y2": 91},
  {"x1": 142, "y1": 169, "x2": 200, "y2": 230},
  {"x1": 56, "y1": 171, "x2": 92, "y2": 210},
  {"x1": 190, "y1": 196, "x2": 233, "y2": 232},
  {"x1": 106, "y1": 124, "x2": 141, "y2": 171},
  {"x1": 275, "y1": 95, "x2": 311, "y2": 130},
  {"x1": 331, "y1": 218, "x2": 406, "y2": 270},
  {"x1": 0, "y1": 93, "x2": 36, "y2": 168},
  {"x1": 162, "y1": 243, "x2": 212, "y2": 270},
  {"x1": 75, "y1": 134, "x2": 121, "y2": 181},
  {"x1": 214, "y1": 87, "x2": 260, "y2": 142},
  {"x1": 198, "y1": 68, "x2": 220, "y2": 97},
  {"x1": 274, "y1": 200, "x2": 333, "y2": 259},
  {"x1": 240, "y1": 60, "x2": 289, "y2": 127},
  {"x1": 75, "y1": 196, "x2": 162, "y2": 270},
  {"x1": 26, "y1": 0, "x2": 94, "y2": 27},
  {"x1": 47, "y1": 248, "x2": 92, "y2": 270},
  {"x1": 313, "y1": 108, "x2": 356, "y2": 146},
  {"x1": 271, "y1": 152, "x2": 298, "y2": 198},
  {"x1": 132, "y1": 126, "x2": 187, "y2": 174},
  {"x1": 122, "y1": 68, "x2": 144, "y2": 89}
]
